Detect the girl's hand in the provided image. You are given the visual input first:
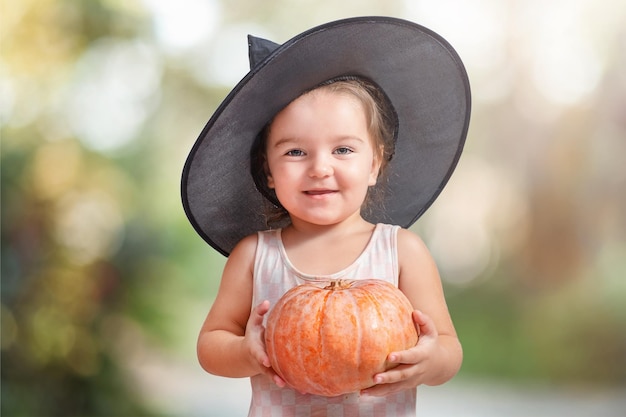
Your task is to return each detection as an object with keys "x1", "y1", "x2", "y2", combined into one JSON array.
[
  {"x1": 361, "y1": 310, "x2": 438, "y2": 397},
  {"x1": 245, "y1": 300, "x2": 286, "y2": 388}
]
